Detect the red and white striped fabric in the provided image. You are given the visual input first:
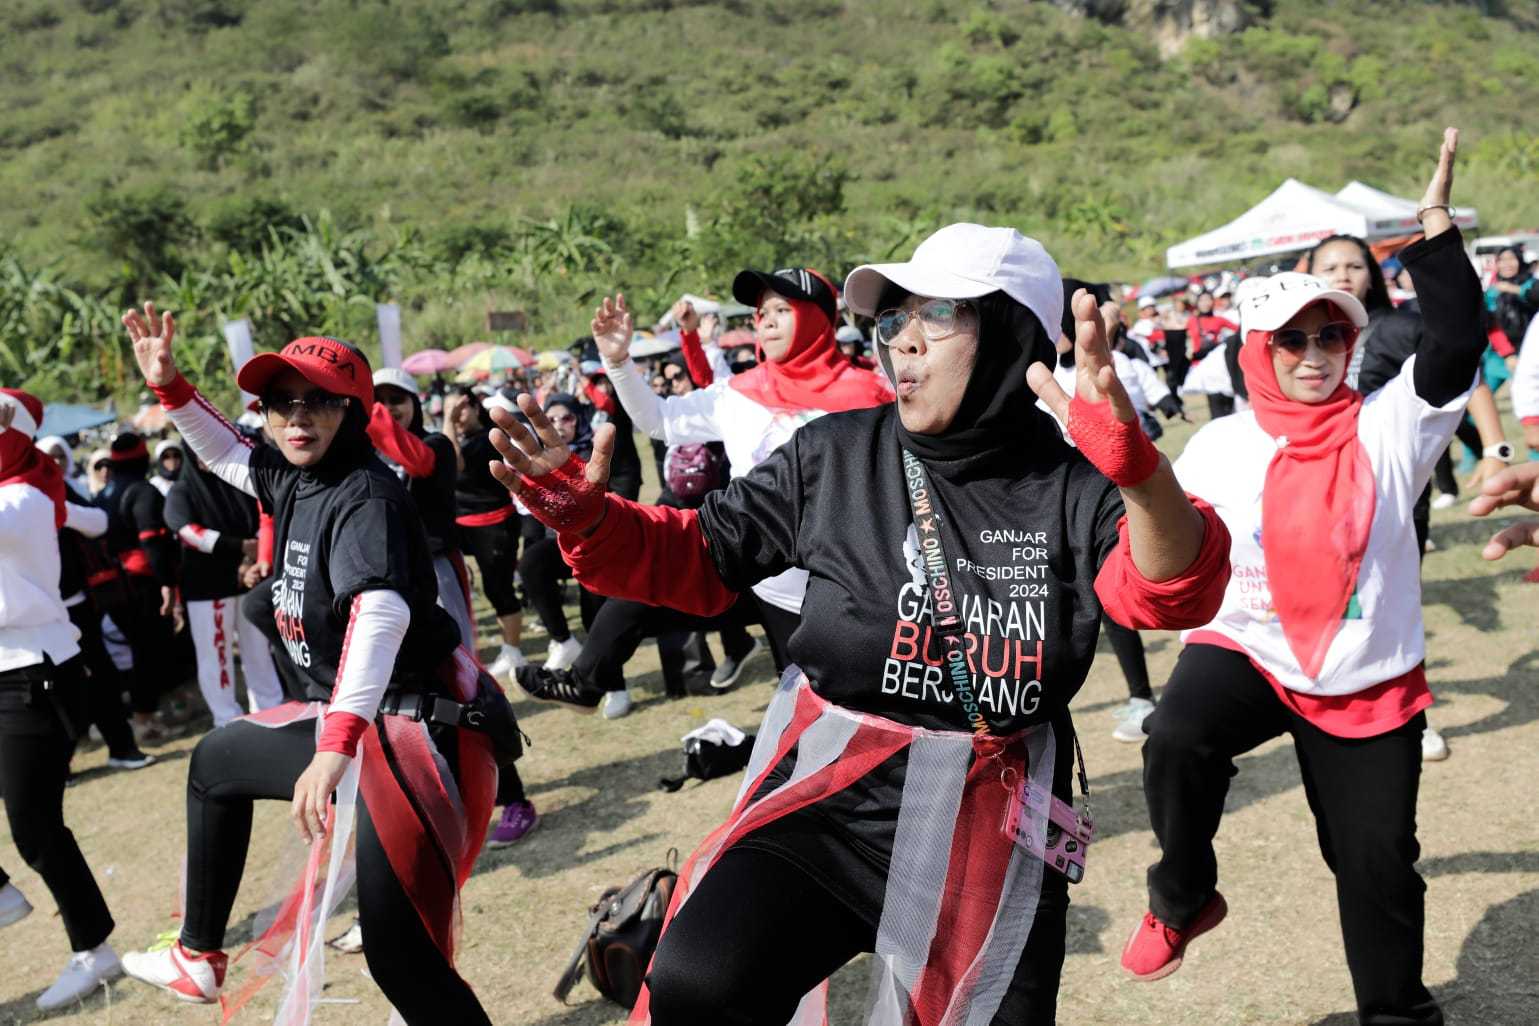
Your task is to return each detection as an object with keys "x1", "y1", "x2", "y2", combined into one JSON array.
[
  {"x1": 217, "y1": 646, "x2": 498, "y2": 1026},
  {"x1": 630, "y1": 670, "x2": 1056, "y2": 1026}
]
